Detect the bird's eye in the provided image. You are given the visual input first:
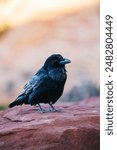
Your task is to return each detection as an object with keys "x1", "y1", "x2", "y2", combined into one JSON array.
[
  {"x1": 54, "y1": 60, "x2": 57, "y2": 63},
  {"x1": 53, "y1": 59, "x2": 58, "y2": 65}
]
